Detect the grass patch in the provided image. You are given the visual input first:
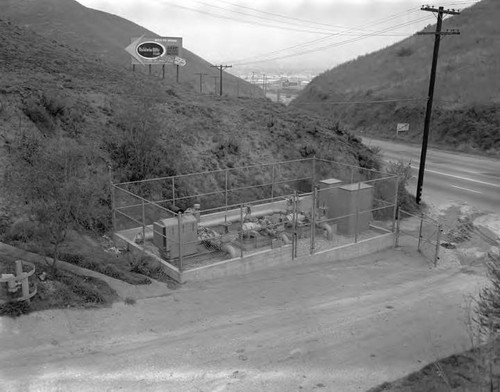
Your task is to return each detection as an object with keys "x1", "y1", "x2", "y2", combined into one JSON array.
[{"x1": 0, "y1": 257, "x2": 118, "y2": 316}]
